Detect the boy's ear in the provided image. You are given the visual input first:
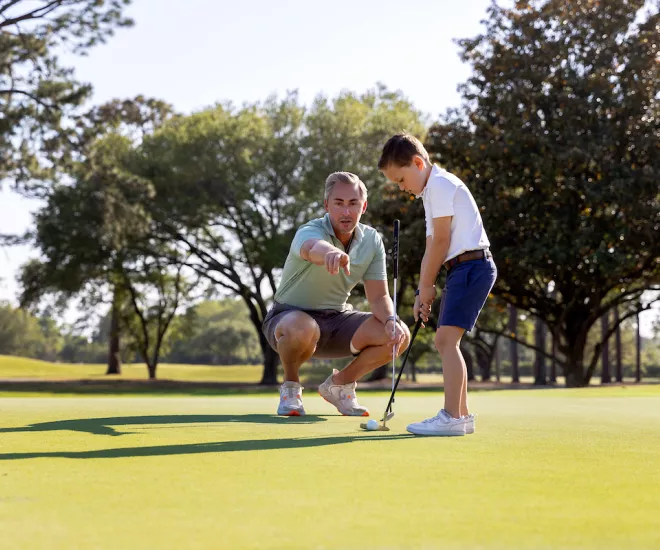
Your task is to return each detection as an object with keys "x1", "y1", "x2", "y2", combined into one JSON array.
[{"x1": 413, "y1": 155, "x2": 425, "y2": 170}]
